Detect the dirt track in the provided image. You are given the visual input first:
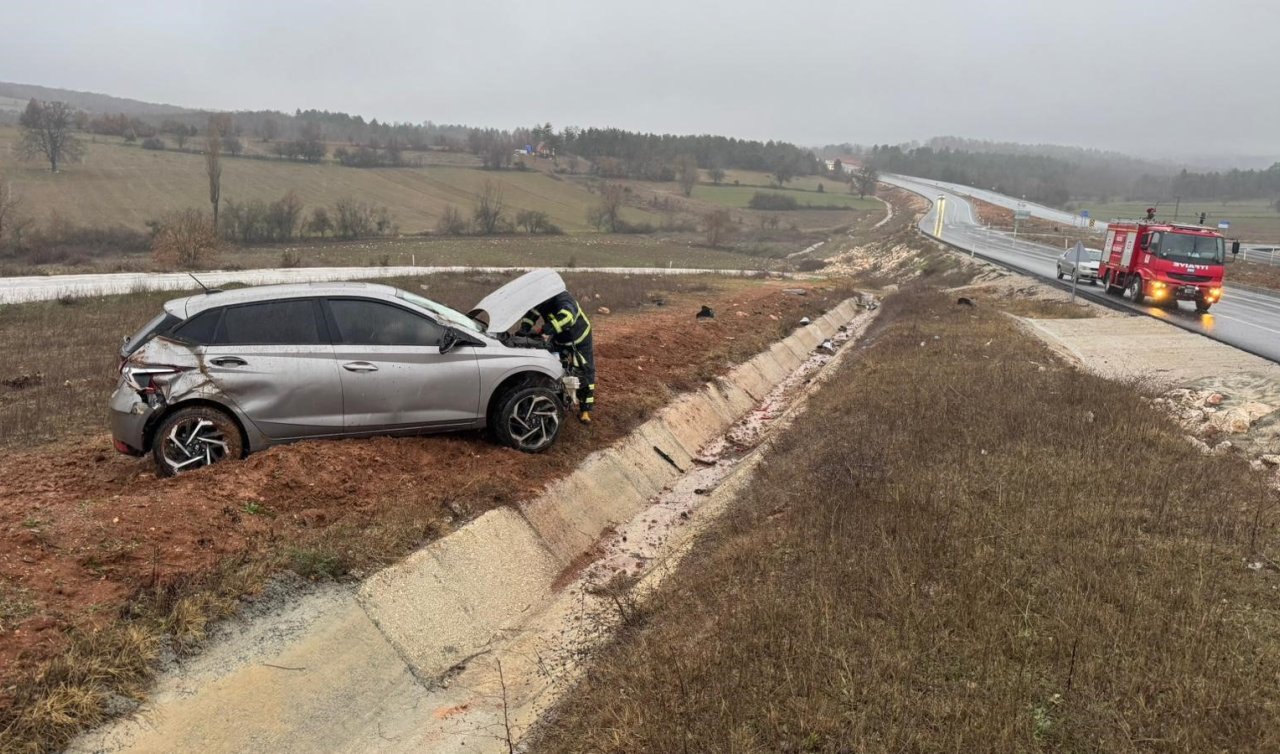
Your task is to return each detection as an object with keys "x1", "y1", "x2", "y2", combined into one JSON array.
[{"x1": 0, "y1": 281, "x2": 845, "y2": 700}]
